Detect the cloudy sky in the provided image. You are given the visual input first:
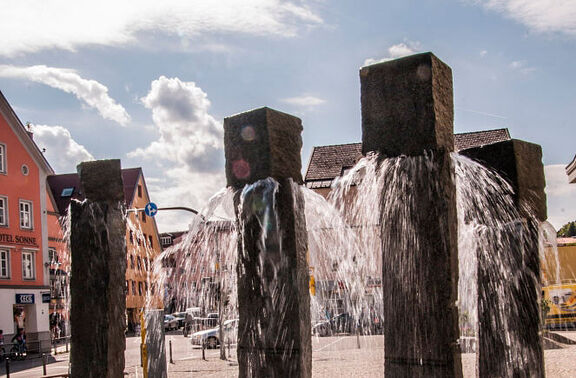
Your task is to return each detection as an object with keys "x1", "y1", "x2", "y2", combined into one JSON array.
[{"x1": 1, "y1": 0, "x2": 575, "y2": 231}]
